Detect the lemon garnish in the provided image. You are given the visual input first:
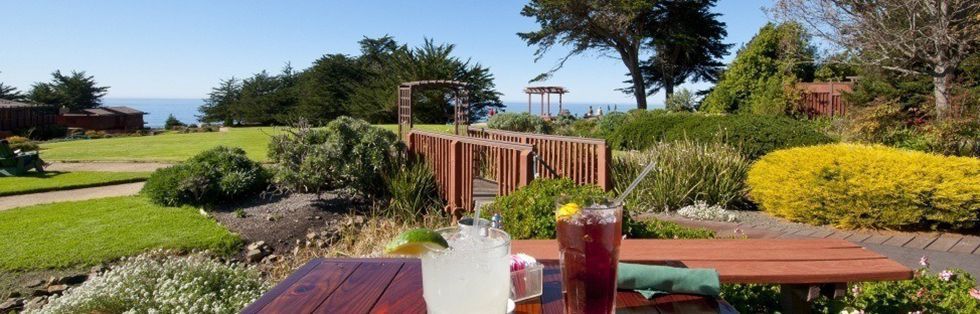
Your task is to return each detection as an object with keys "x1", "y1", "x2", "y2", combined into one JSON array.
[{"x1": 556, "y1": 202, "x2": 582, "y2": 220}]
